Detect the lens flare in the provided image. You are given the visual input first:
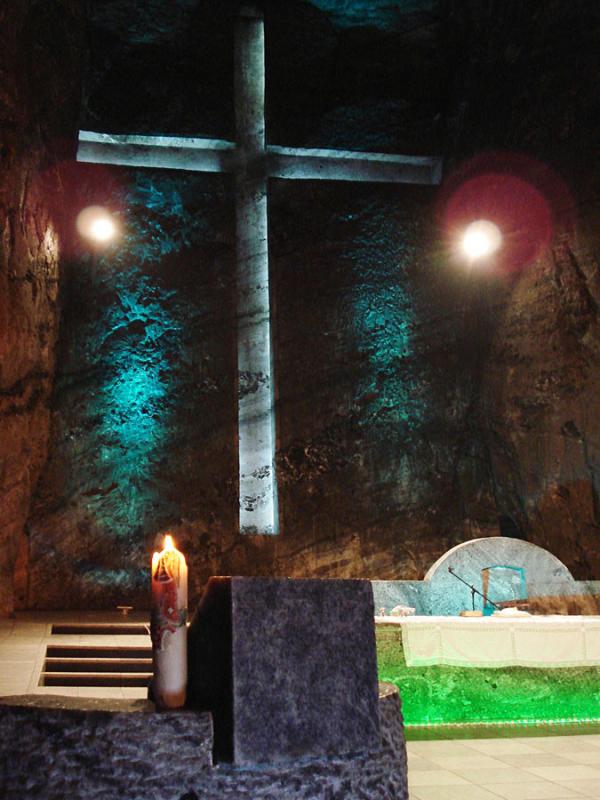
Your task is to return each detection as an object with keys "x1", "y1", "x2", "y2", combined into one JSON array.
[
  {"x1": 436, "y1": 152, "x2": 572, "y2": 274},
  {"x1": 89, "y1": 217, "x2": 116, "y2": 242},
  {"x1": 461, "y1": 220, "x2": 502, "y2": 261},
  {"x1": 76, "y1": 205, "x2": 118, "y2": 244}
]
